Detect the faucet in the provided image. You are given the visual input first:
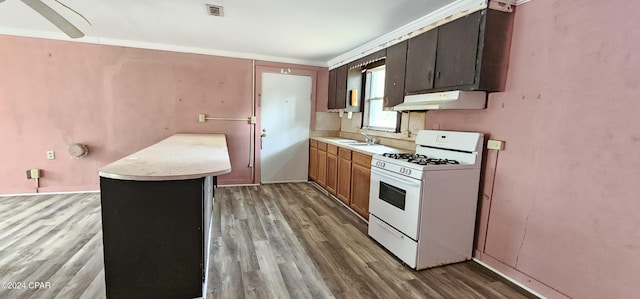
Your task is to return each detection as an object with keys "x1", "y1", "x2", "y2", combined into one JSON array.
[{"x1": 361, "y1": 132, "x2": 375, "y2": 145}]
